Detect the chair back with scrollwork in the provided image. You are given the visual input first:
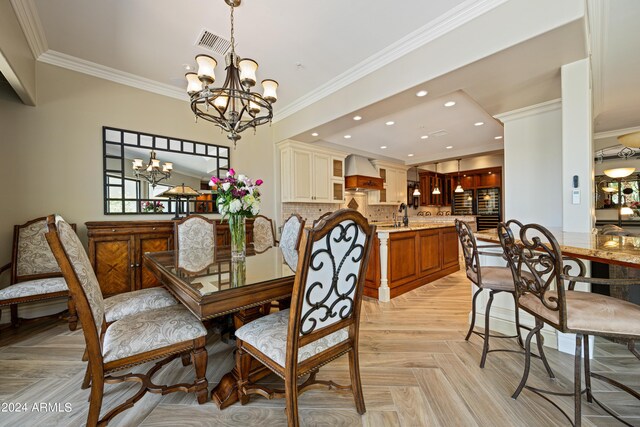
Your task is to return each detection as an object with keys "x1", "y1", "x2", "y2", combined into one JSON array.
[
  {"x1": 498, "y1": 222, "x2": 585, "y2": 331},
  {"x1": 455, "y1": 219, "x2": 482, "y2": 286},
  {"x1": 286, "y1": 209, "x2": 375, "y2": 365},
  {"x1": 279, "y1": 214, "x2": 305, "y2": 271}
]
